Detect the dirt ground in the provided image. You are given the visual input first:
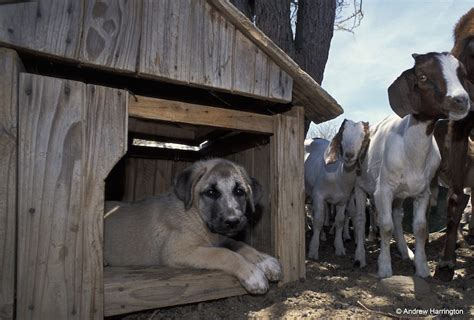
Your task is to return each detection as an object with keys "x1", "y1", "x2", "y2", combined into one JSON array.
[{"x1": 110, "y1": 218, "x2": 474, "y2": 320}]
